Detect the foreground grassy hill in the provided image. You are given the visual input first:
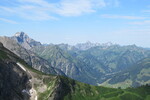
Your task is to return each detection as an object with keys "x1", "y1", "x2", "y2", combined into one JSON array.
[{"x1": 0, "y1": 42, "x2": 150, "y2": 100}]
